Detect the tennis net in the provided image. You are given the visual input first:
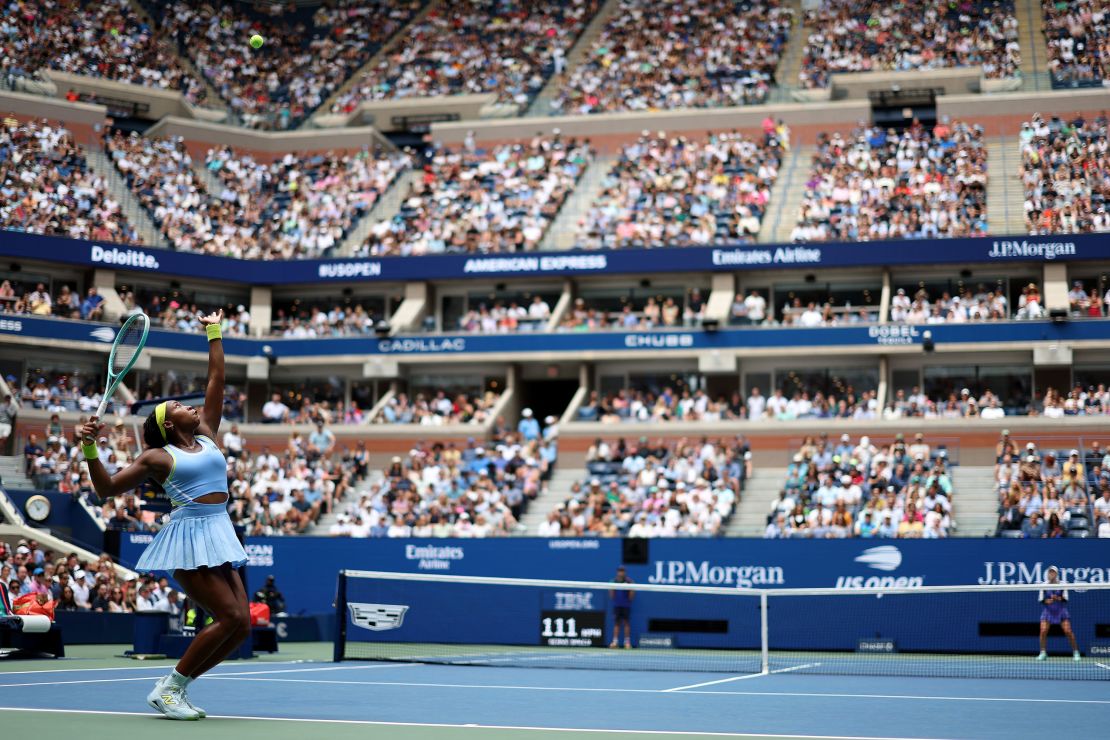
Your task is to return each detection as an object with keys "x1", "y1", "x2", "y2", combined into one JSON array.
[{"x1": 334, "y1": 570, "x2": 1110, "y2": 680}]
